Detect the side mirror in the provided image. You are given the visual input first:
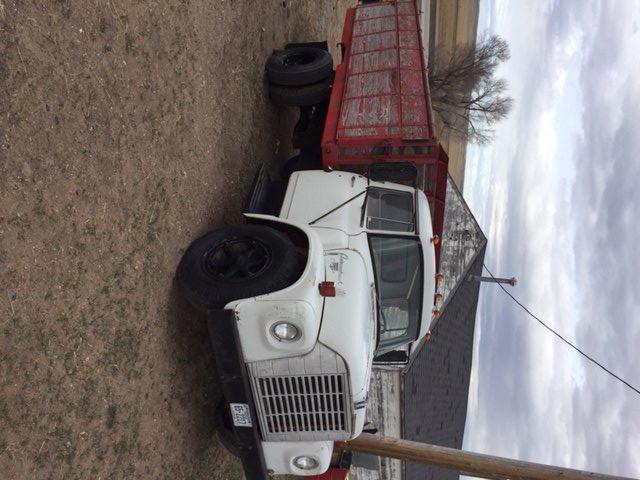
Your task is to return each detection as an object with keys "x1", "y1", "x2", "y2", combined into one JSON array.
[{"x1": 367, "y1": 162, "x2": 418, "y2": 185}]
